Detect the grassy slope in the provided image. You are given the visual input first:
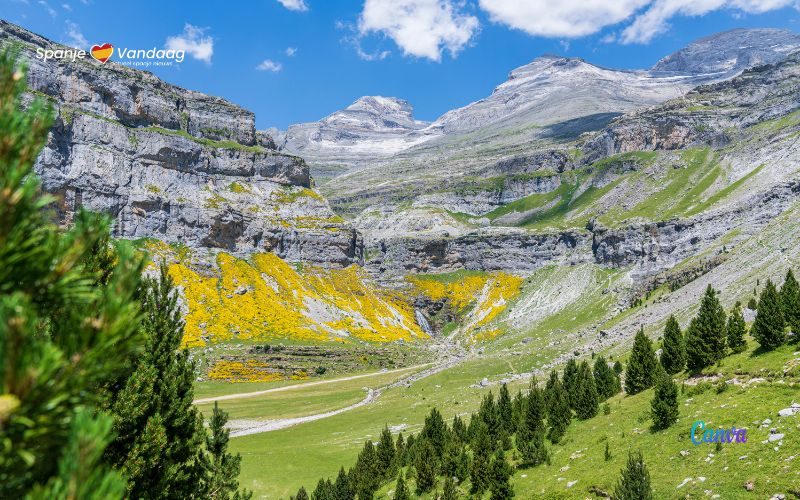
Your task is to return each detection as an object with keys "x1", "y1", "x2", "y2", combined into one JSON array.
[{"x1": 194, "y1": 366, "x2": 424, "y2": 421}]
